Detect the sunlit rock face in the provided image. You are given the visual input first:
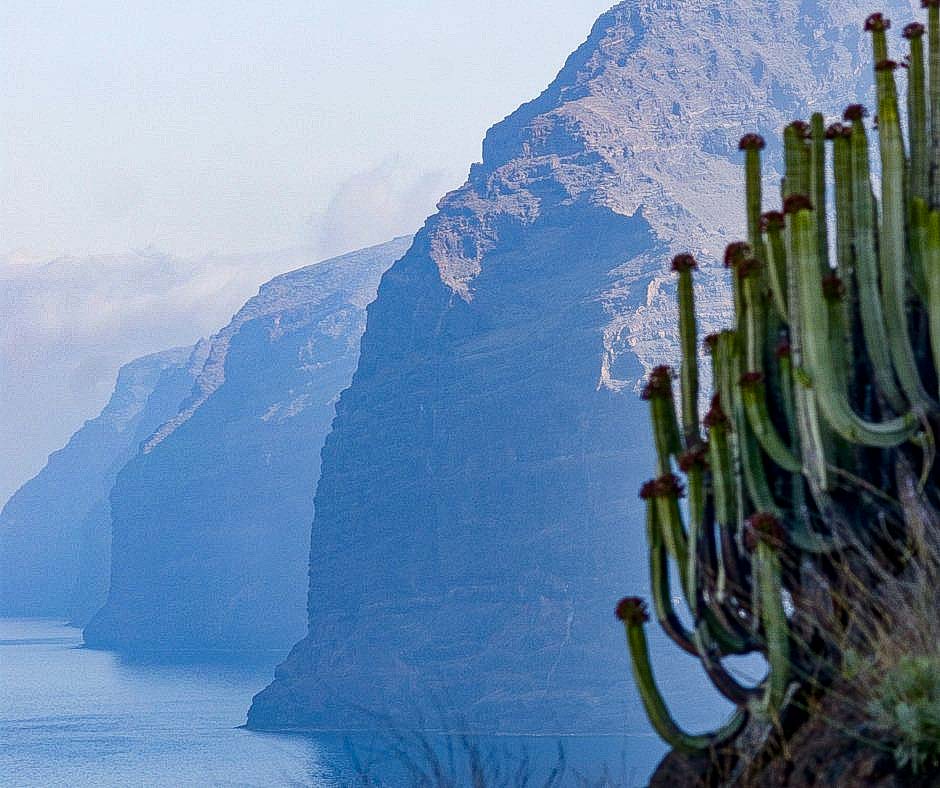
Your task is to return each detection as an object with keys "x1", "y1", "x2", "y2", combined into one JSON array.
[
  {"x1": 0, "y1": 346, "x2": 200, "y2": 623},
  {"x1": 83, "y1": 239, "x2": 409, "y2": 655},
  {"x1": 249, "y1": 0, "x2": 911, "y2": 733}
]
